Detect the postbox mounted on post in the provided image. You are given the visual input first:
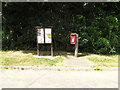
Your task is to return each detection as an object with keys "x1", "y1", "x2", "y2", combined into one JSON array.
[
  {"x1": 70, "y1": 33, "x2": 77, "y2": 44},
  {"x1": 70, "y1": 33, "x2": 79, "y2": 57}
]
